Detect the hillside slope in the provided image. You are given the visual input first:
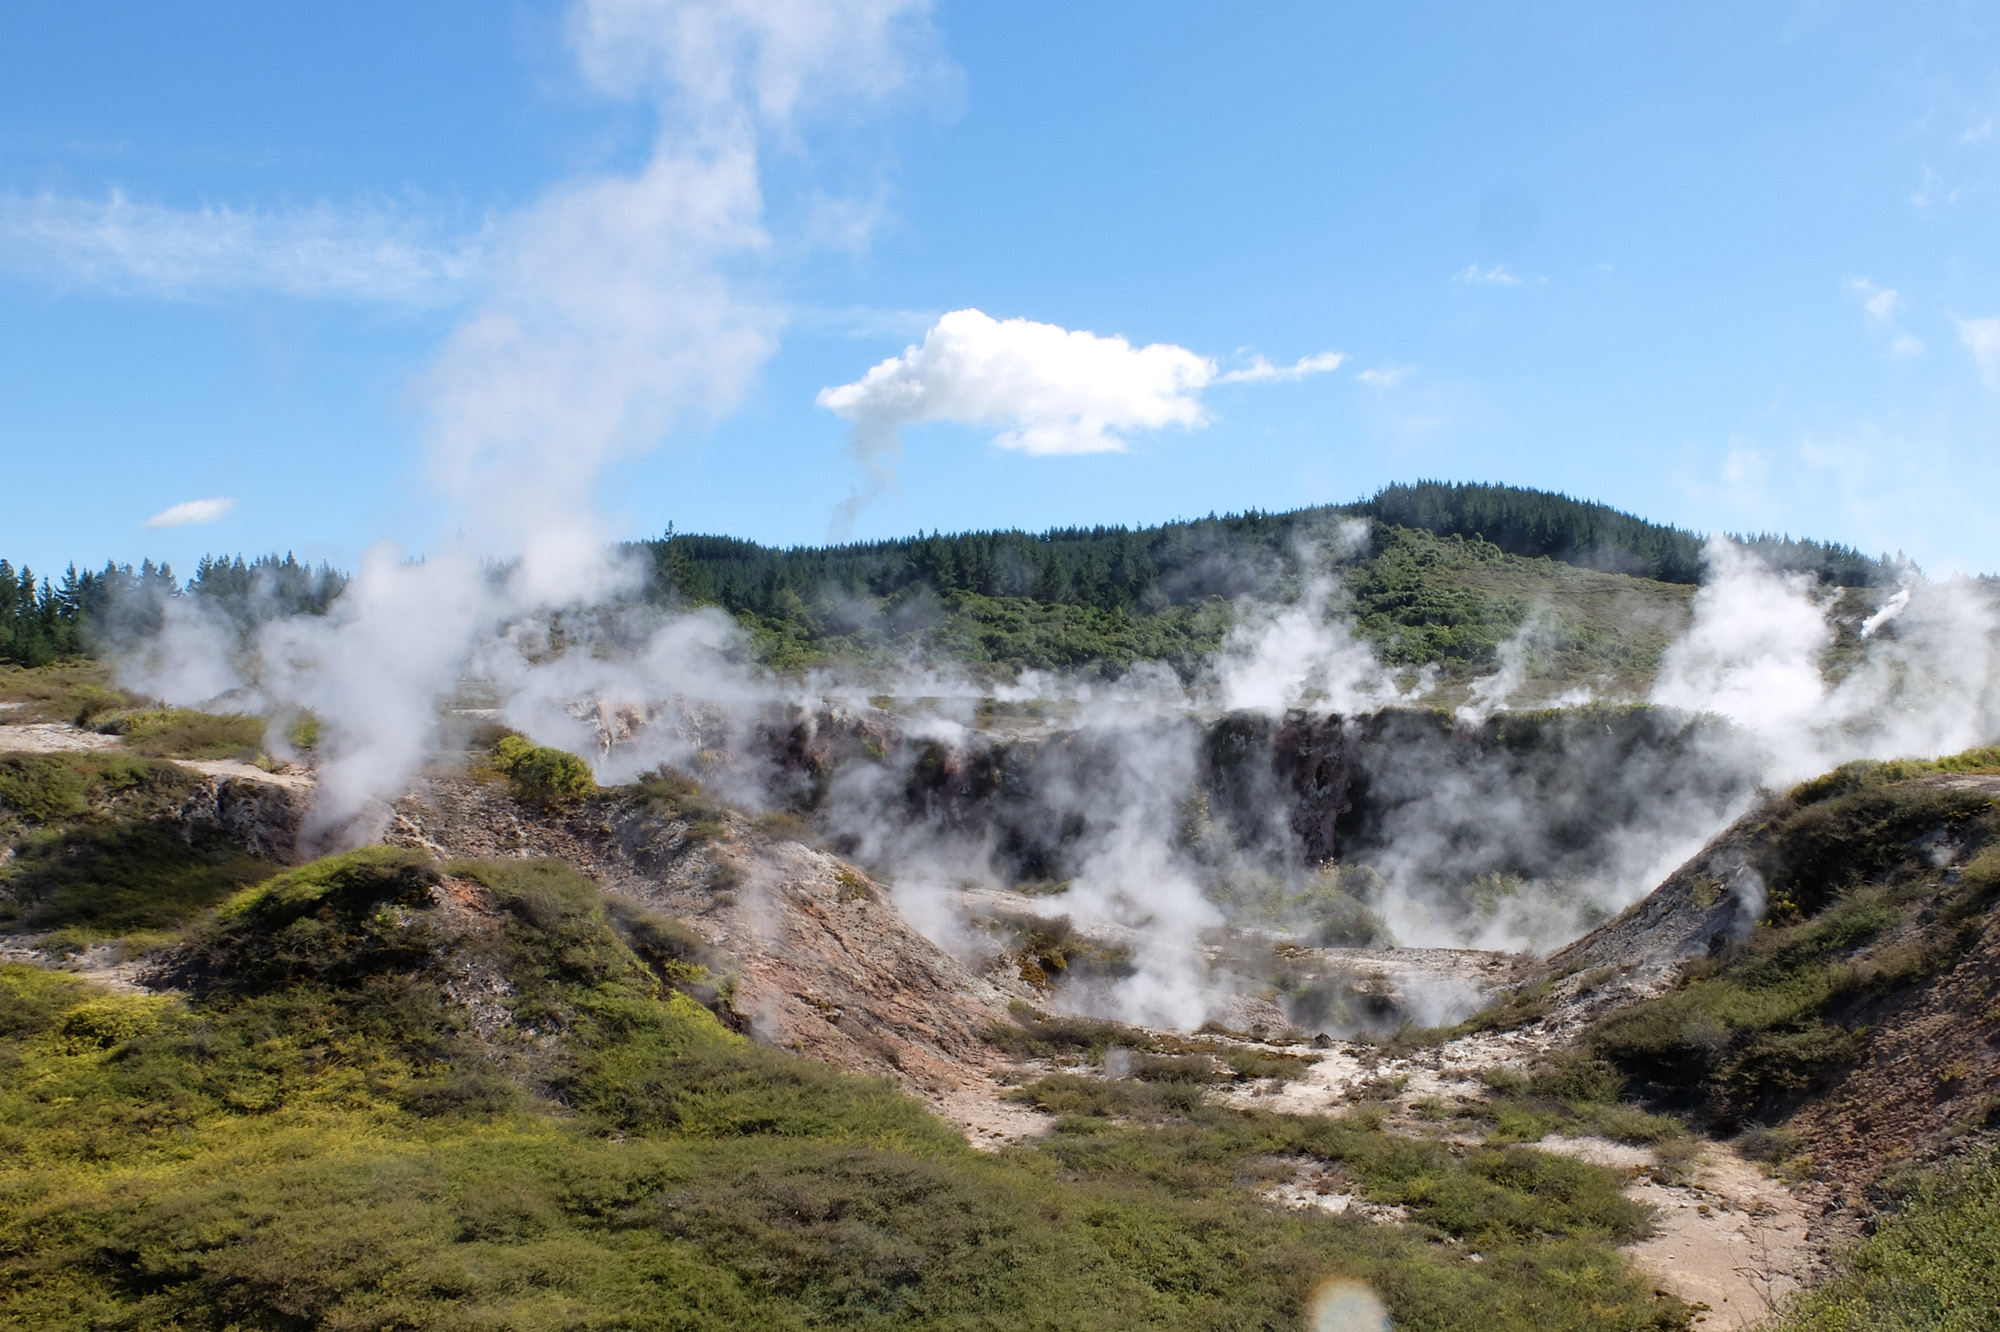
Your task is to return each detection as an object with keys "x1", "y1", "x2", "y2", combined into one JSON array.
[
  {"x1": 0, "y1": 740, "x2": 1700, "y2": 1331},
  {"x1": 1544, "y1": 752, "x2": 2000, "y2": 1204}
]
